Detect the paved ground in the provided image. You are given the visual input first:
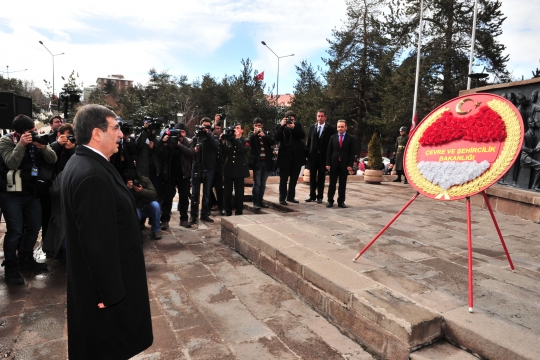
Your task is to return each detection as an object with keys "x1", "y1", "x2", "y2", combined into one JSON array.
[{"x1": 0, "y1": 194, "x2": 374, "y2": 360}]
